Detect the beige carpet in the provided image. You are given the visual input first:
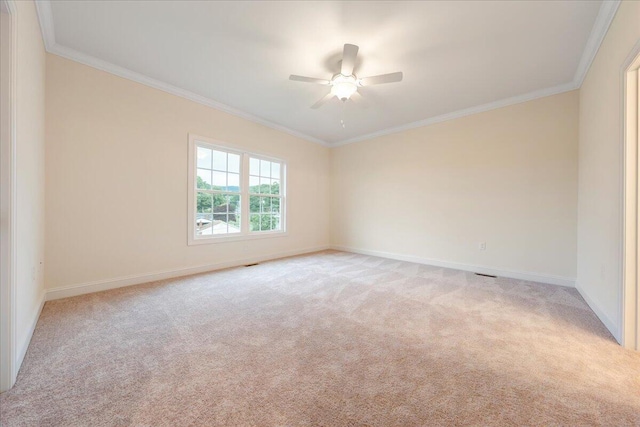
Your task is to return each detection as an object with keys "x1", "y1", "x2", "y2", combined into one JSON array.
[{"x1": 1, "y1": 251, "x2": 639, "y2": 426}]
